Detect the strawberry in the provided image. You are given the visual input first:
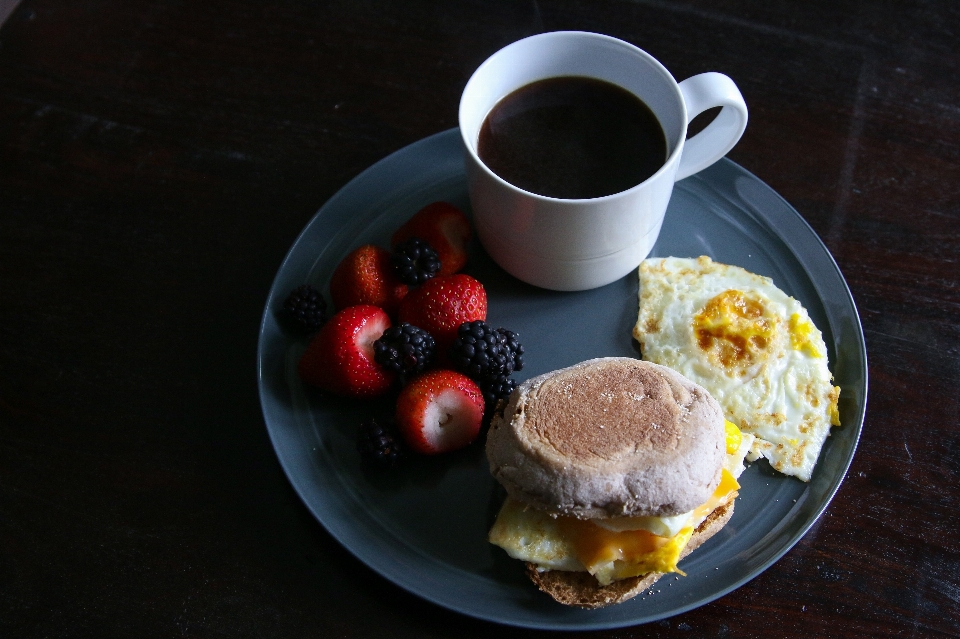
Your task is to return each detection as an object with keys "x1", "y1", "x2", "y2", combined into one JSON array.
[
  {"x1": 395, "y1": 369, "x2": 485, "y2": 454},
  {"x1": 330, "y1": 245, "x2": 408, "y2": 317},
  {"x1": 297, "y1": 304, "x2": 395, "y2": 398},
  {"x1": 397, "y1": 274, "x2": 487, "y2": 353},
  {"x1": 391, "y1": 202, "x2": 472, "y2": 276}
]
